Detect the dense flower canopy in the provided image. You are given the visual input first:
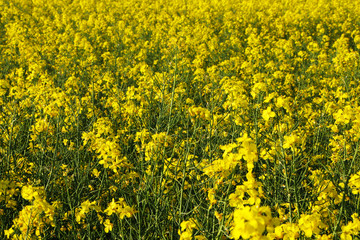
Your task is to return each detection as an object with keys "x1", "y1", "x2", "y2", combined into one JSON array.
[{"x1": 1, "y1": 0, "x2": 360, "y2": 239}]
